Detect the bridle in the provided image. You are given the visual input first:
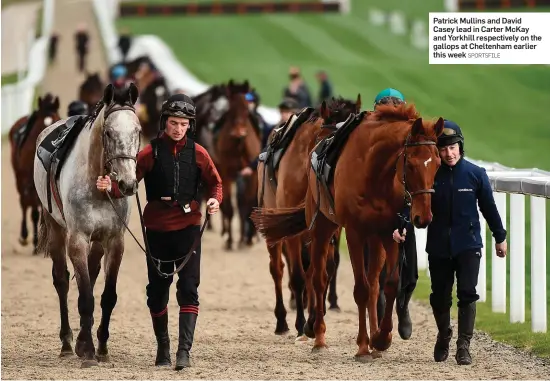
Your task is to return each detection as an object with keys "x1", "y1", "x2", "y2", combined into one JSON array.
[
  {"x1": 101, "y1": 102, "x2": 140, "y2": 175},
  {"x1": 396, "y1": 133, "x2": 437, "y2": 208}
]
